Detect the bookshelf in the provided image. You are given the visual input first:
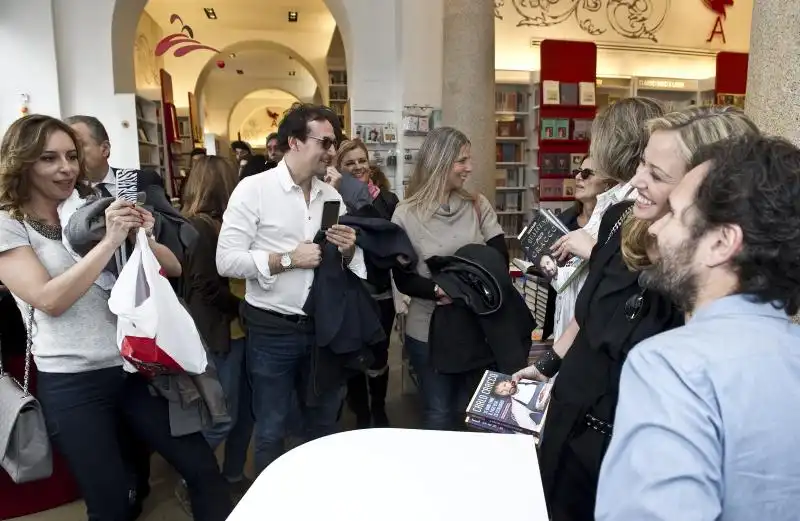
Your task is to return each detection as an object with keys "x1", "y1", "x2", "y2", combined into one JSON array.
[
  {"x1": 595, "y1": 76, "x2": 716, "y2": 111},
  {"x1": 328, "y1": 69, "x2": 348, "y2": 130},
  {"x1": 135, "y1": 95, "x2": 166, "y2": 181},
  {"x1": 532, "y1": 40, "x2": 598, "y2": 216},
  {"x1": 494, "y1": 75, "x2": 535, "y2": 243}
]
